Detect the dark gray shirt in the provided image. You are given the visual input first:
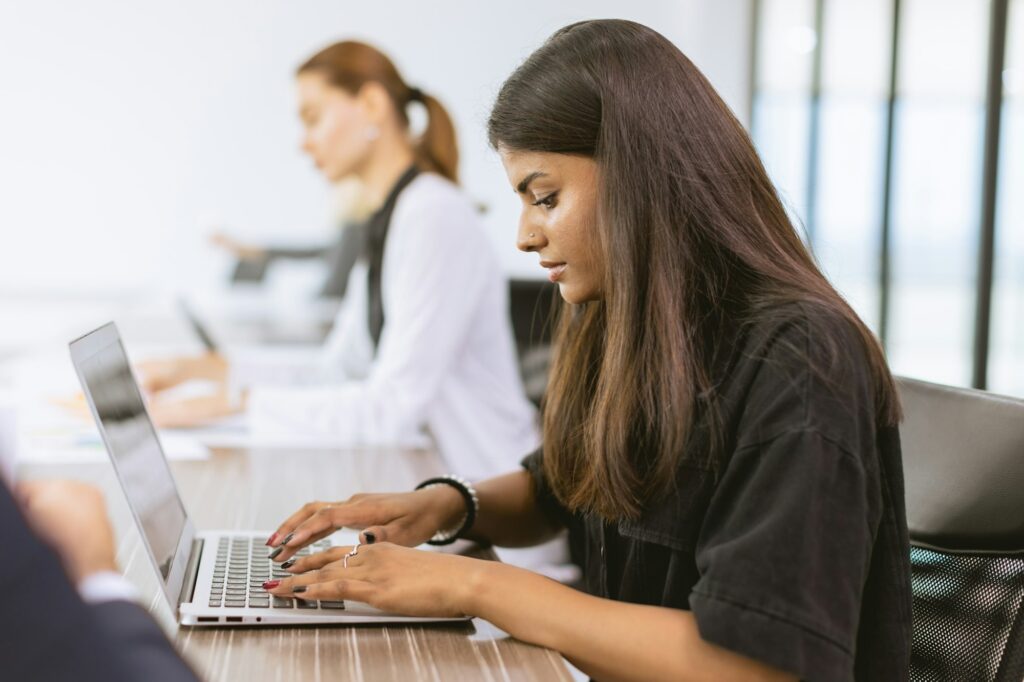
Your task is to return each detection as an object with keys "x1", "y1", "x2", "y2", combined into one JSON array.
[{"x1": 523, "y1": 304, "x2": 912, "y2": 681}]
